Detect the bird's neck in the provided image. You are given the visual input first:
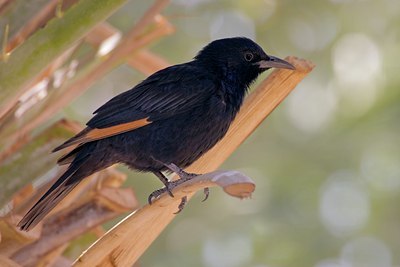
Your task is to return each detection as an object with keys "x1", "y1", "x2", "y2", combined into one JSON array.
[
  {"x1": 219, "y1": 69, "x2": 248, "y2": 113},
  {"x1": 194, "y1": 59, "x2": 259, "y2": 111}
]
